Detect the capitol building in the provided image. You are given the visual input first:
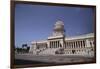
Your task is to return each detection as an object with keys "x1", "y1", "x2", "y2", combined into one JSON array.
[{"x1": 29, "y1": 20, "x2": 94, "y2": 57}]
